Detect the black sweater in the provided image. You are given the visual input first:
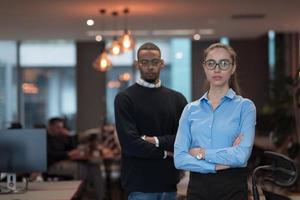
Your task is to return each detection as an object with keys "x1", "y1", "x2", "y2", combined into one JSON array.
[
  {"x1": 47, "y1": 134, "x2": 77, "y2": 167},
  {"x1": 114, "y1": 83, "x2": 187, "y2": 192}
]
